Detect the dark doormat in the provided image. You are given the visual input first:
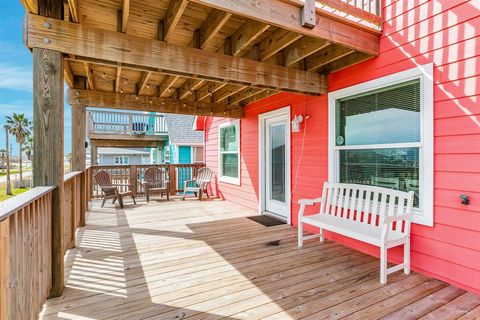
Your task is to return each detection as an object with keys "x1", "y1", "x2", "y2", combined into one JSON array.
[{"x1": 247, "y1": 215, "x2": 286, "y2": 227}]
